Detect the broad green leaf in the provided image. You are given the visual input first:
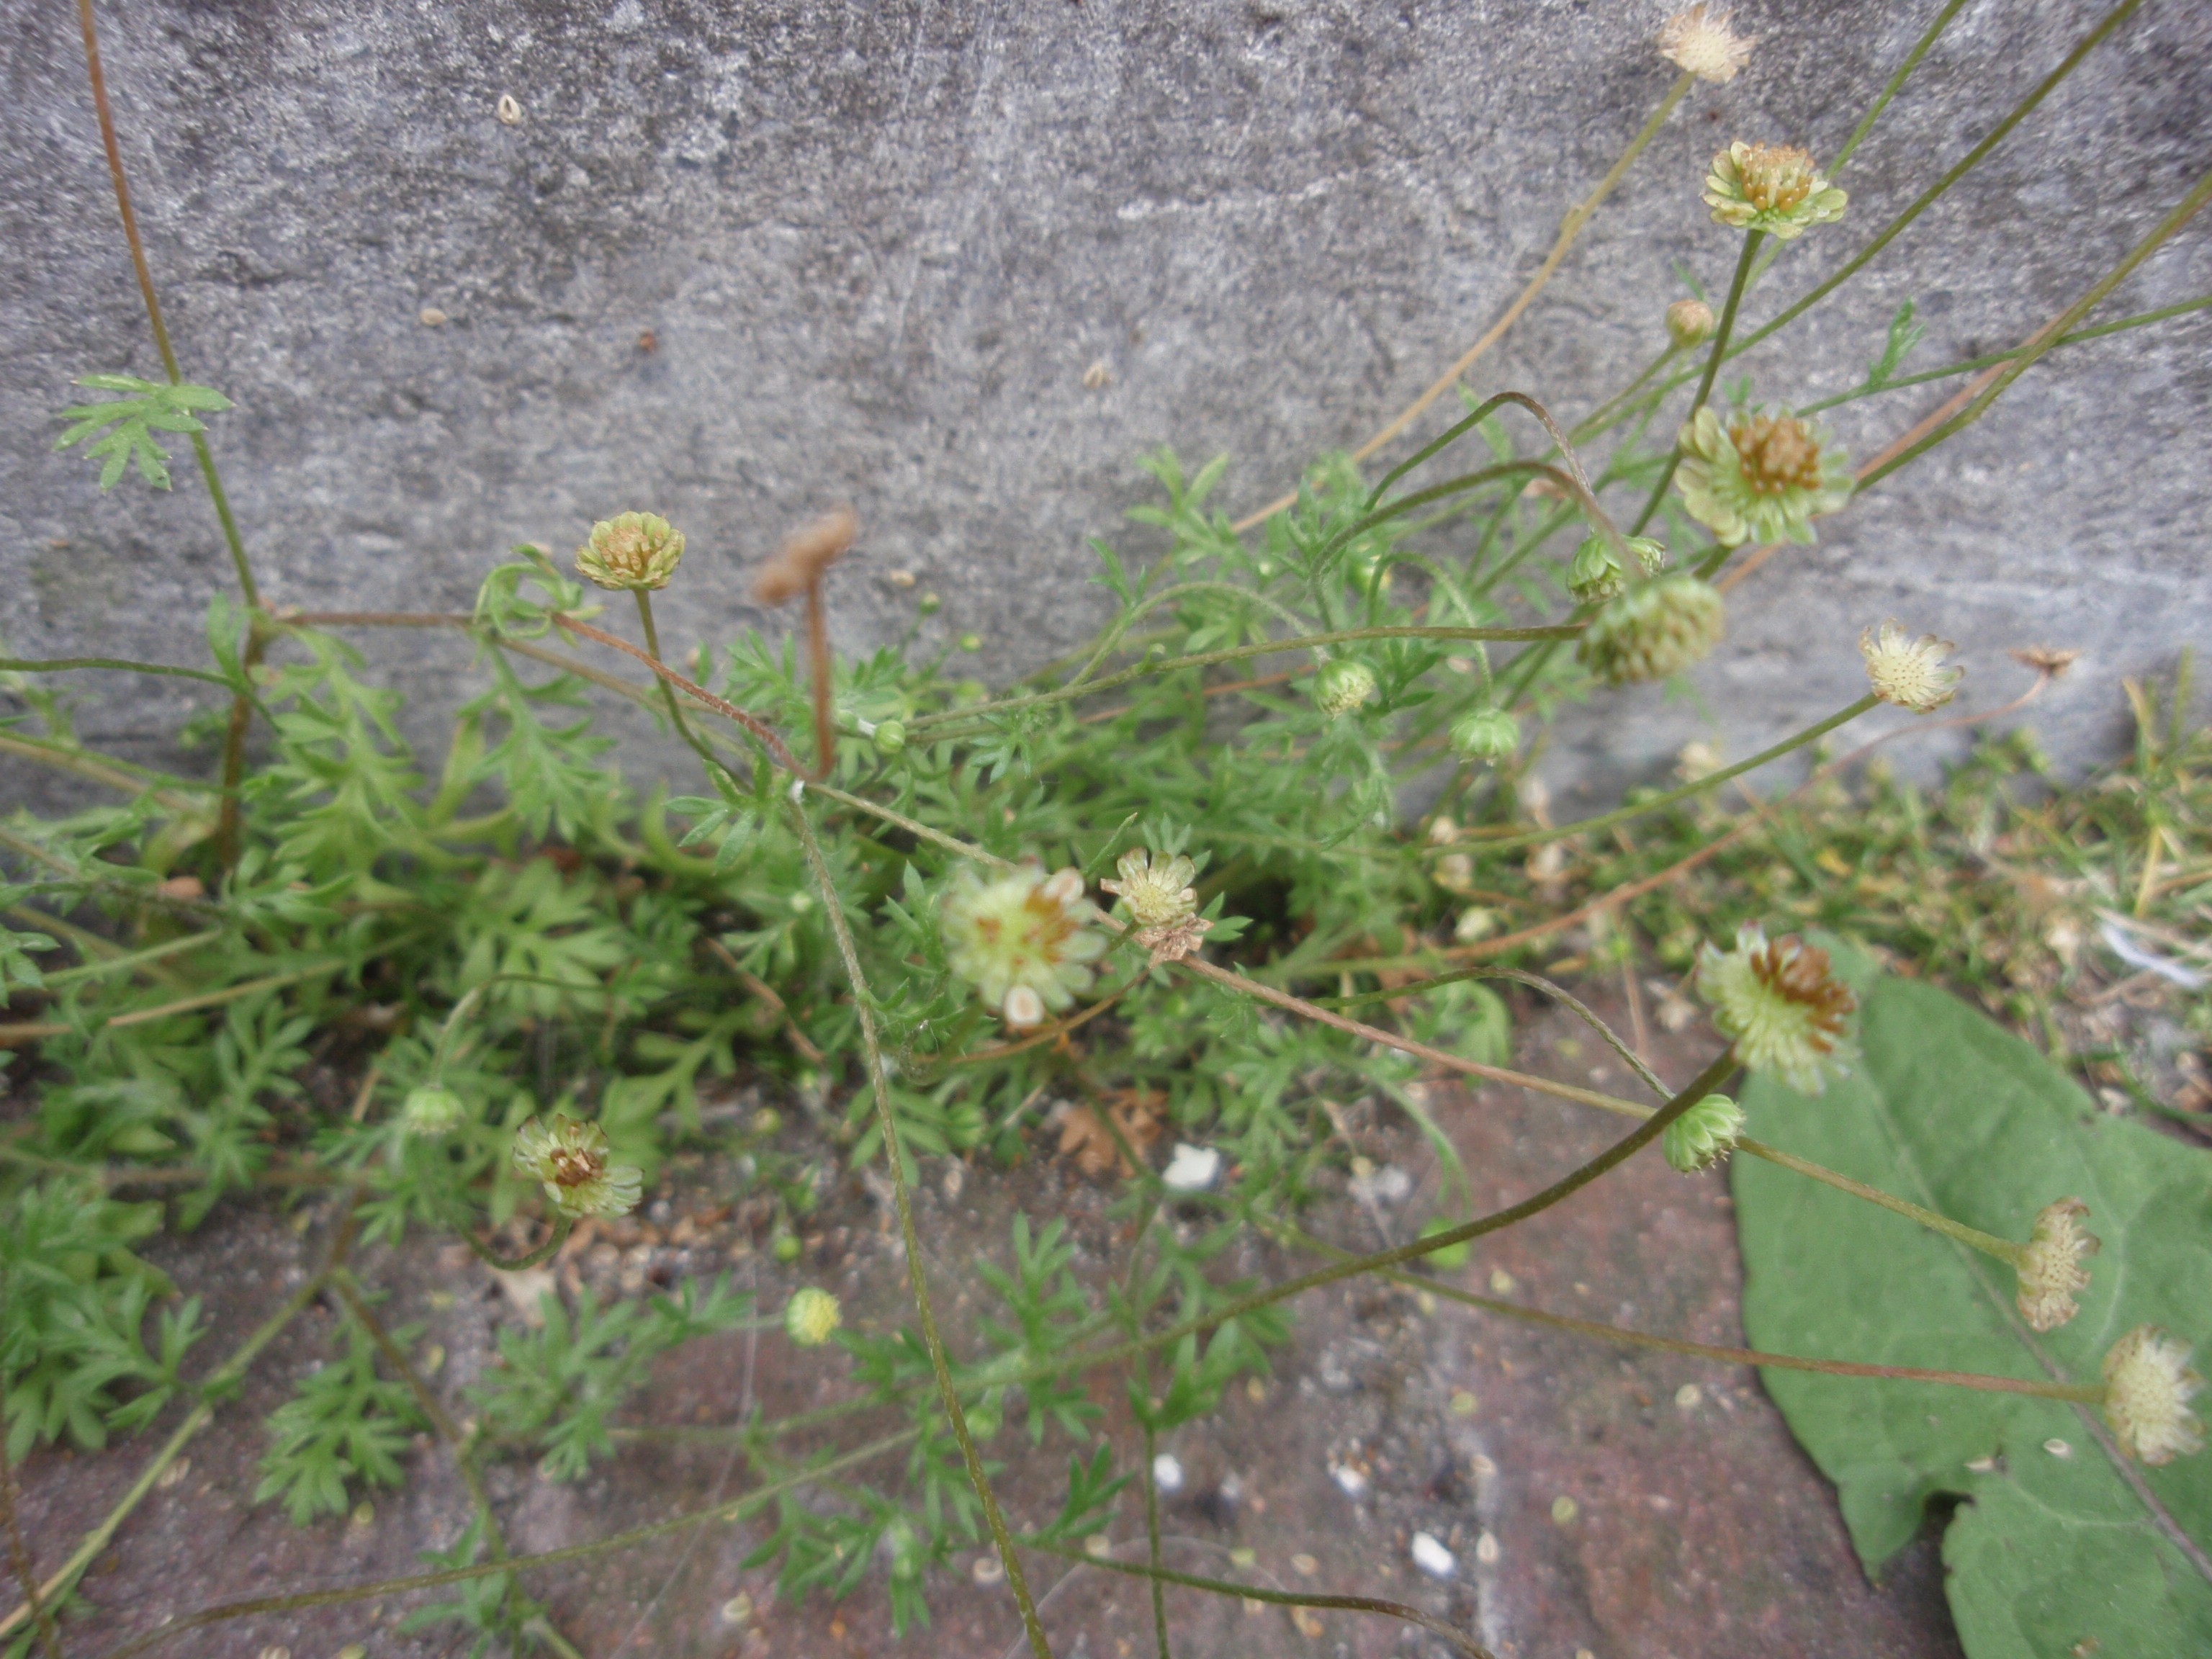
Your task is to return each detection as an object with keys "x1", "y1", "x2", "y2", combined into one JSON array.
[{"x1": 1733, "y1": 961, "x2": 2212, "y2": 1659}]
